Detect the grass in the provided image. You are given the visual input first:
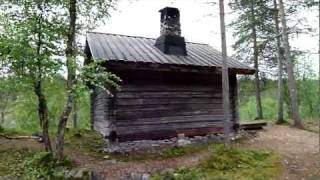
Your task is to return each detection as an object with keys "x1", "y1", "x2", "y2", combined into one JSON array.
[
  {"x1": 0, "y1": 126, "x2": 31, "y2": 137},
  {"x1": 0, "y1": 127, "x2": 104, "y2": 179},
  {"x1": 63, "y1": 128, "x2": 106, "y2": 158},
  {"x1": 151, "y1": 145, "x2": 282, "y2": 180},
  {"x1": 0, "y1": 144, "x2": 73, "y2": 179},
  {"x1": 0, "y1": 145, "x2": 20, "y2": 177}
]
